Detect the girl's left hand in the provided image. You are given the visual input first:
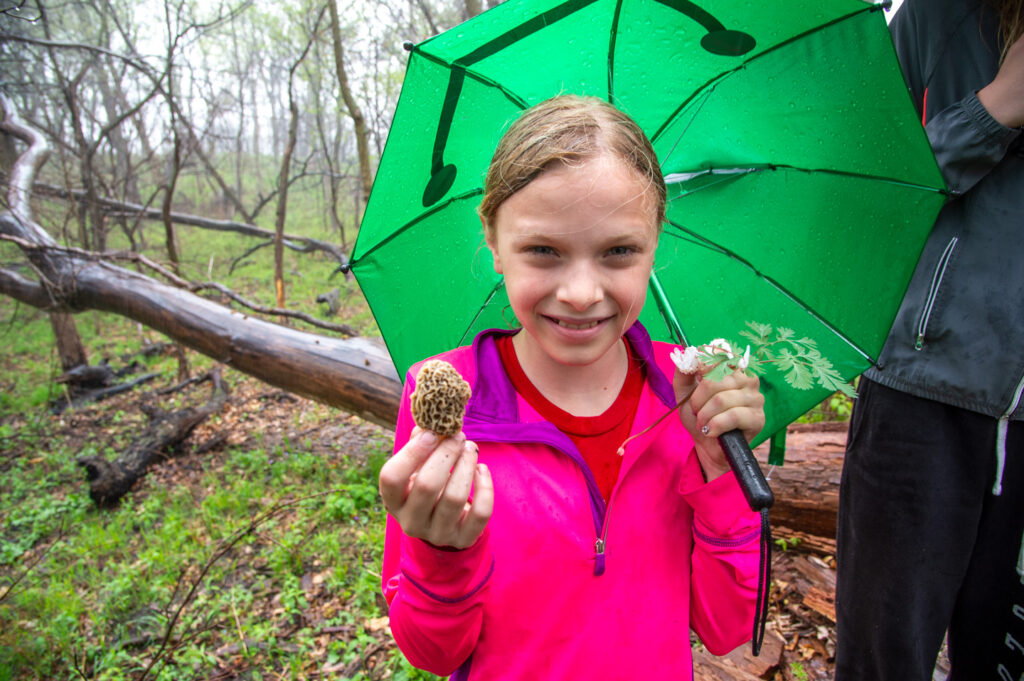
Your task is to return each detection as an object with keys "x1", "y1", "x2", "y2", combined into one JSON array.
[{"x1": 673, "y1": 368, "x2": 765, "y2": 481}]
